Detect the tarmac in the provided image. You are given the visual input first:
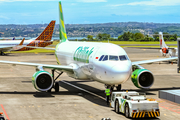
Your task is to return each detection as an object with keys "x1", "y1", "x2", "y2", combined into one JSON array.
[{"x1": 0, "y1": 48, "x2": 180, "y2": 120}]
